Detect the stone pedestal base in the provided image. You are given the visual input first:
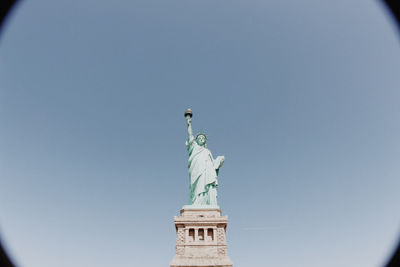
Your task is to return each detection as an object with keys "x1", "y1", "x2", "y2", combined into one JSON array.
[{"x1": 170, "y1": 208, "x2": 233, "y2": 267}]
